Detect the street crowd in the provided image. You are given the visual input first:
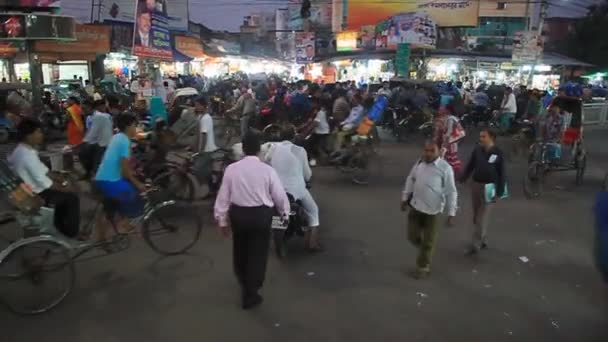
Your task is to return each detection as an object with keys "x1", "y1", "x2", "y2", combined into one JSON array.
[{"x1": 1, "y1": 73, "x2": 606, "y2": 310}]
